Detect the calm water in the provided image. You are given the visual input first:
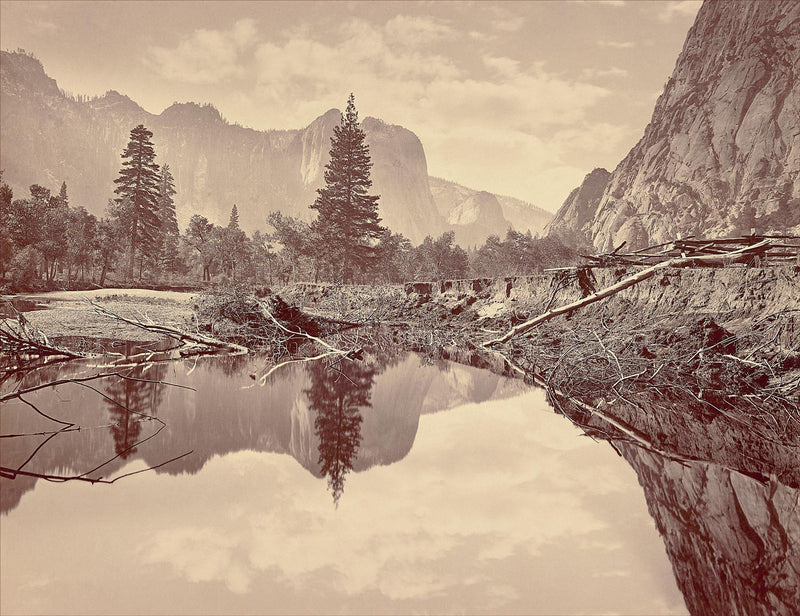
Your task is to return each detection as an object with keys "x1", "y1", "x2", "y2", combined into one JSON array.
[{"x1": 1, "y1": 347, "x2": 796, "y2": 614}]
